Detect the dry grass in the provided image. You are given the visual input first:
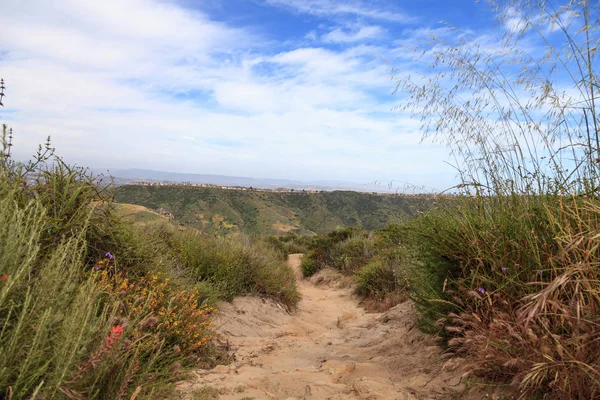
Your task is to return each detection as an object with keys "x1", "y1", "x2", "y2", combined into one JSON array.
[
  {"x1": 407, "y1": 195, "x2": 600, "y2": 399},
  {"x1": 396, "y1": 1, "x2": 600, "y2": 397}
]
